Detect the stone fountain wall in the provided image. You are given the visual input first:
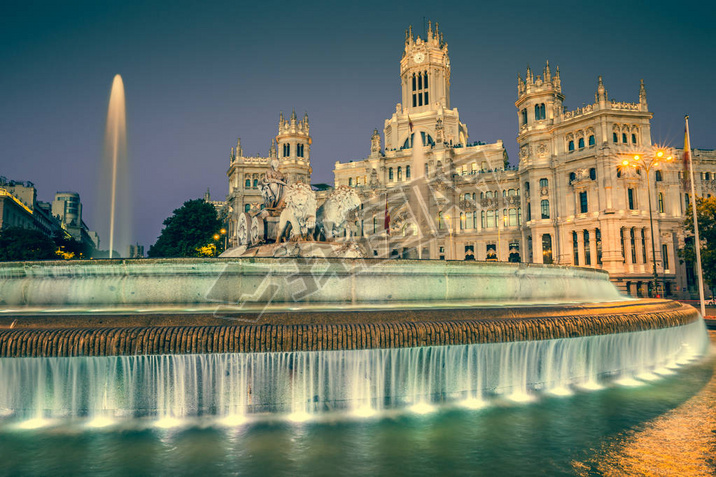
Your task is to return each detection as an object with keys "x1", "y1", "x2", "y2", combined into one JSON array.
[{"x1": 0, "y1": 300, "x2": 700, "y2": 357}]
